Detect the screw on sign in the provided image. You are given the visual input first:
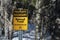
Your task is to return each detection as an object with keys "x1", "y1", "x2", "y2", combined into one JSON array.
[{"x1": 19, "y1": 26, "x2": 22, "y2": 30}]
